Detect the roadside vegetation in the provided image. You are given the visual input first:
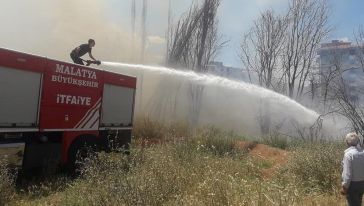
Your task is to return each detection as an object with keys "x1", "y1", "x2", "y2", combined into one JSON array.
[
  {"x1": 0, "y1": 160, "x2": 16, "y2": 204},
  {"x1": 1, "y1": 119, "x2": 347, "y2": 206}
]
